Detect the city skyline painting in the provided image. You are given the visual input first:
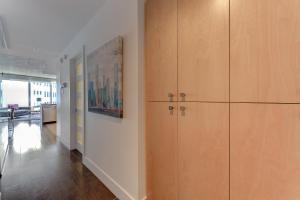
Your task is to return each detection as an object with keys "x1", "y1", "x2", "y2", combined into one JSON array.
[{"x1": 87, "y1": 36, "x2": 123, "y2": 118}]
